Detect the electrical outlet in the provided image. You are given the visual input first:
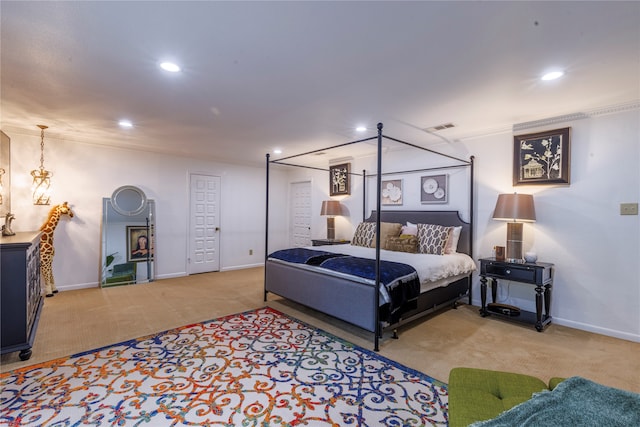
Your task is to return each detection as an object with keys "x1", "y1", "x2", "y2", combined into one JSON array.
[
  {"x1": 249, "y1": 249, "x2": 253, "y2": 255},
  {"x1": 620, "y1": 203, "x2": 638, "y2": 215}
]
